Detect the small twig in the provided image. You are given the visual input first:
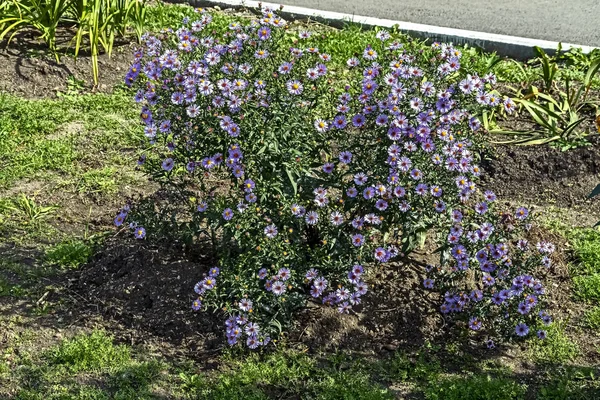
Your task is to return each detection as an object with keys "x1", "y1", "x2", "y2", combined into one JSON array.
[
  {"x1": 374, "y1": 306, "x2": 403, "y2": 313},
  {"x1": 36, "y1": 291, "x2": 50, "y2": 305}
]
